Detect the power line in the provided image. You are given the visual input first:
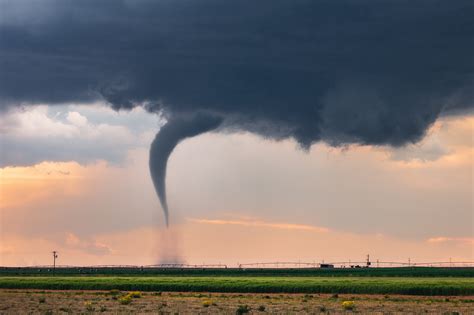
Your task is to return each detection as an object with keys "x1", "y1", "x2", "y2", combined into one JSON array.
[{"x1": 52, "y1": 251, "x2": 58, "y2": 272}]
